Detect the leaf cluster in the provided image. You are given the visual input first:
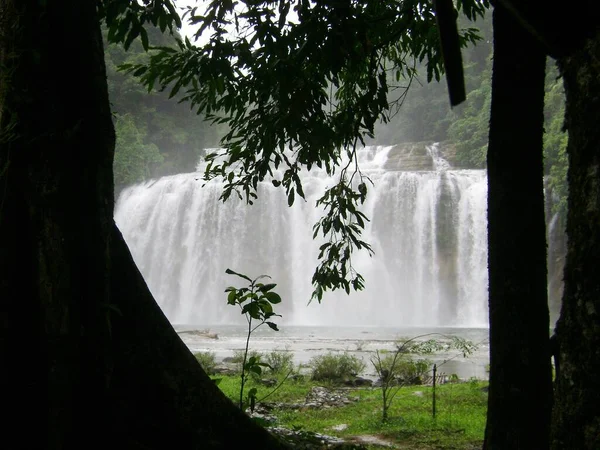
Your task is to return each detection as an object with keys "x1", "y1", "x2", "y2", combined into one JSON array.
[
  {"x1": 225, "y1": 268, "x2": 281, "y2": 330},
  {"x1": 99, "y1": 0, "x2": 181, "y2": 51}
]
